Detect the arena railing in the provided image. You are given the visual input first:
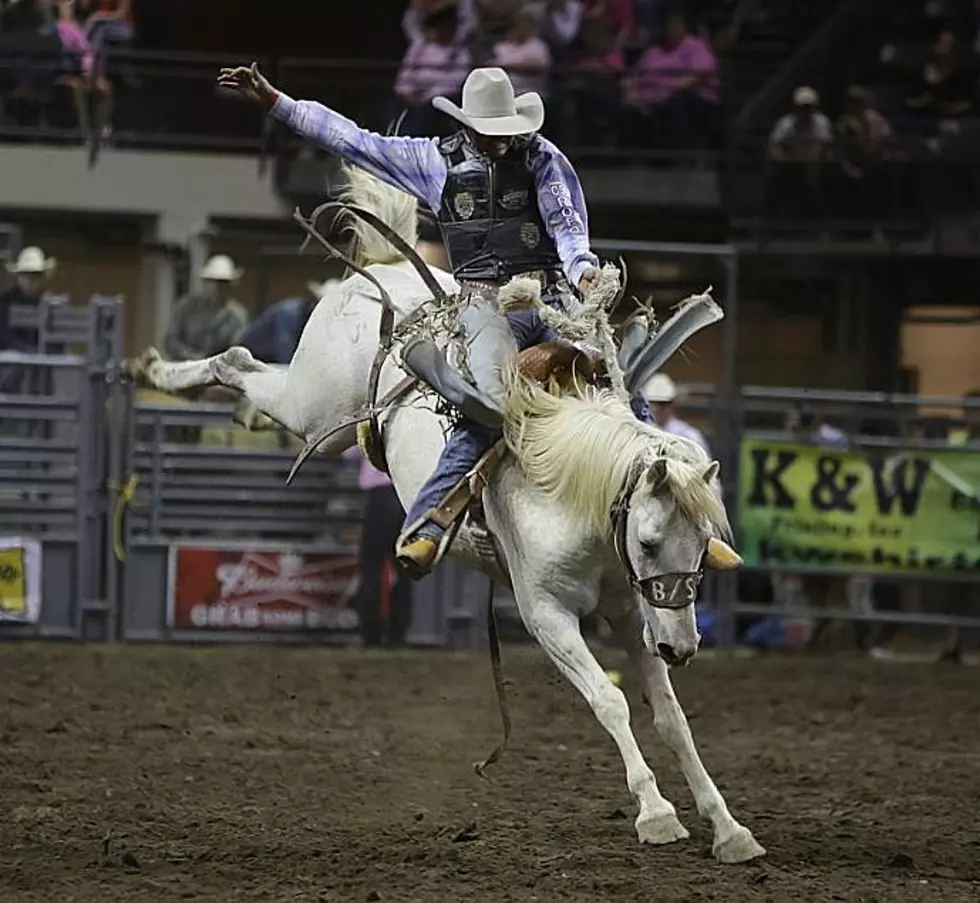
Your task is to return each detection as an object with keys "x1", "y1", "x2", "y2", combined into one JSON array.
[
  {"x1": 0, "y1": 48, "x2": 273, "y2": 151},
  {"x1": 0, "y1": 50, "x2": 733, "y2": 164}
]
